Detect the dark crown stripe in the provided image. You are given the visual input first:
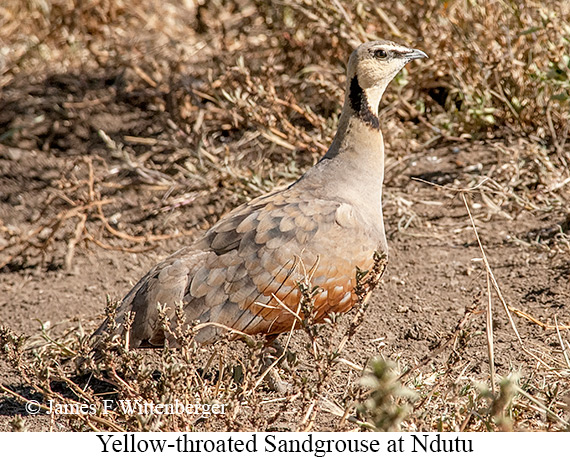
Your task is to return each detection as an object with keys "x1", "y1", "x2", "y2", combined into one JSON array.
[{"x1": 348, "y1": 75, "x2": 380, "y2": 130}]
